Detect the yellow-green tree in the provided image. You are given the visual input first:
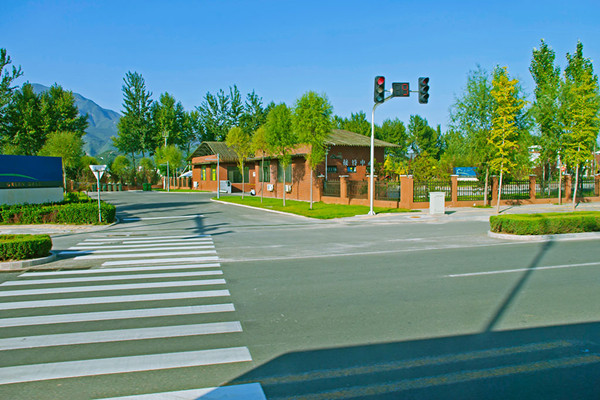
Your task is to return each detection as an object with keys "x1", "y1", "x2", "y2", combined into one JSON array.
[
  {"x1": 561, "y1": 41, "x2": 600, "y2": 210},
  {"x1": 252, "y1": 125, "x2": 269, "y2": 203},
  {"x1": 489, "y1": 67, "x2": 527, "y2": 213},
  {"x1": 226, "y1": 126, "x2": 252, "y2": 199}
]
